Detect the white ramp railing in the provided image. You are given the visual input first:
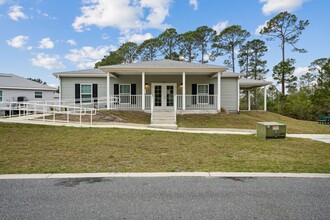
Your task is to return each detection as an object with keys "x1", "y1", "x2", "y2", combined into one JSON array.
[{"x1": 0, "y1": 101, "x2": 97, "y2": 125}]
